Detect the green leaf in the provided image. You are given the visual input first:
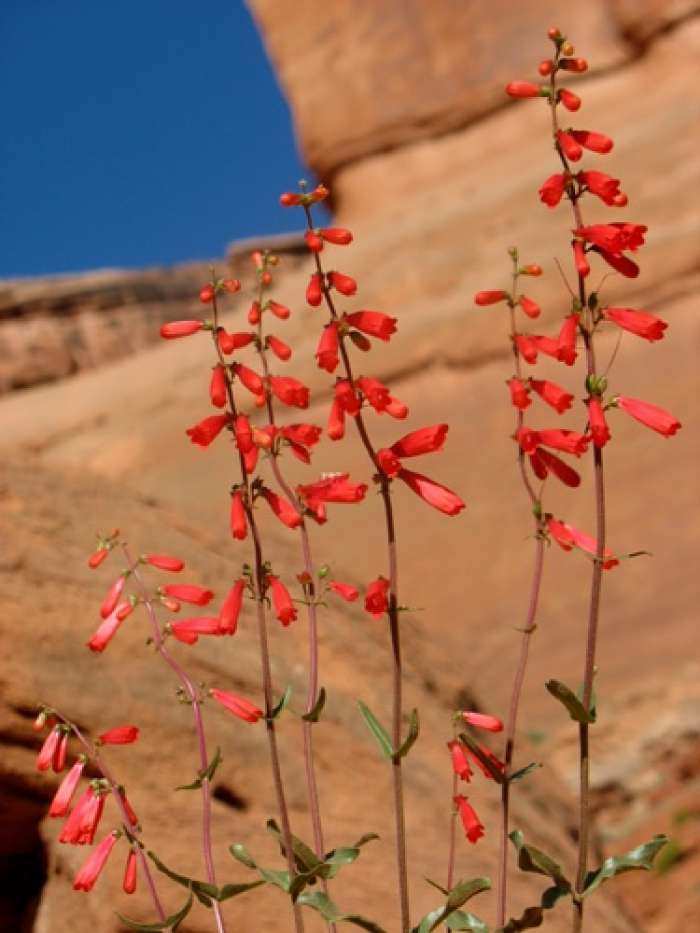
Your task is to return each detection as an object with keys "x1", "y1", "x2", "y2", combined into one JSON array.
[
  {"x1": 509, "y1": 832, "x2": 570, "y2": 890},
  {"x1": 175, "y1": 745, "x2": 223, "y2": 791},
  {"x1": 540, "y1": 884, "x2": 570, "y2": 910},
  {"x1": 297, "y1": 890, "x2": 387, "y2": 931},
  {"x1": 582, "y1": 834, "x2": 668, "y2": 897},
  {"x1": 216, "y1": 880, "x2": 266, "y2": 901},
  {"x1": 508, "y1": 762, "x2": 541, "y2": 784},
  {"x1": 147, "y1": 851, "x2": 214, "y2": 907},
  {"x1": 266, "y1": 818, "x2": 323, "y2": 872},
  {"x1": 323, "y1": 833, "x2": 379, "y2": 879},
  {"x1": 116, "y1": 892, "x2": 193, "y2": 930},
  {"x1": 227, "y1": 841, "x2": 290, "y2": 892},
  {"x1": 446, "y1": 912, "x2": 489, "y2": 932},
  {"x1": 411, "y1": 878, "x2": 490, "y2": 932},
  {"x1": 269, "y1": 685, "x2": 292, "y2": 720},
  {"x1": 358, "y1": 701, "x2": 393, "y2": 759},
  {"x1": 545, "y1": 680, "x2": 594, "y2": 724},
  {"x1": 302, "y1": 686, "x2": 327, "y2": 722},
  {"x1": 497, "y1": 906, "x2": 544, "y2": 931},
  {"x1": 229, "y1": 843, "x2": 256, "y2": 869},
  {"x1": 458, "y1": 732, "x2": 506, "y2": 784},
  {"x1": 394, "y1": 708, "x2": 420, "y2": 760}
]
